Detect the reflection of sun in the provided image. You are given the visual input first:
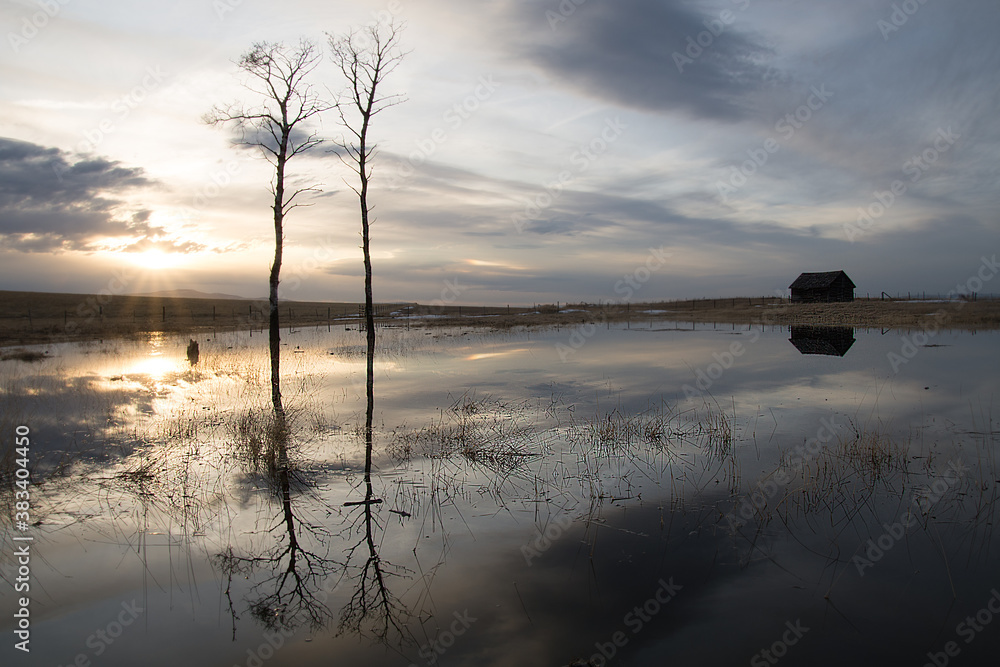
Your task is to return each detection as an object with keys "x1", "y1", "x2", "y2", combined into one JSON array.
[
  {"x1": 125, "y1": 332, "x2": 182, "y2": 380},
  {"x1": 129, "y1": 355, "x2": 179, "y2": 380}
]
